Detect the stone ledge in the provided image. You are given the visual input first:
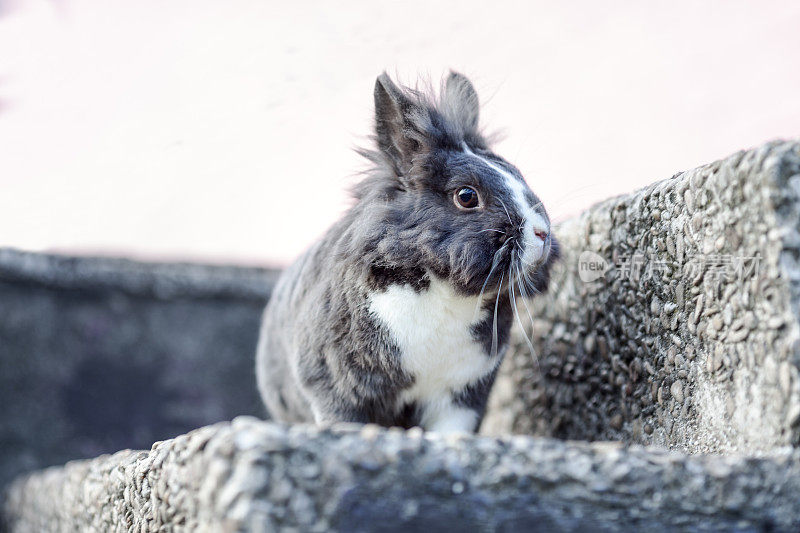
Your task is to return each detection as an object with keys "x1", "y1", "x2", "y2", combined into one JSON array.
[
  {"x1": 484, "y1": 140, "x2": 800, "y2": 454},
  {"x1": 0, "y1": 248, "x2": 279, "y2": 300},
  {"x1": 4, "y1": 417, "x2": 800, "y2": 532}
]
